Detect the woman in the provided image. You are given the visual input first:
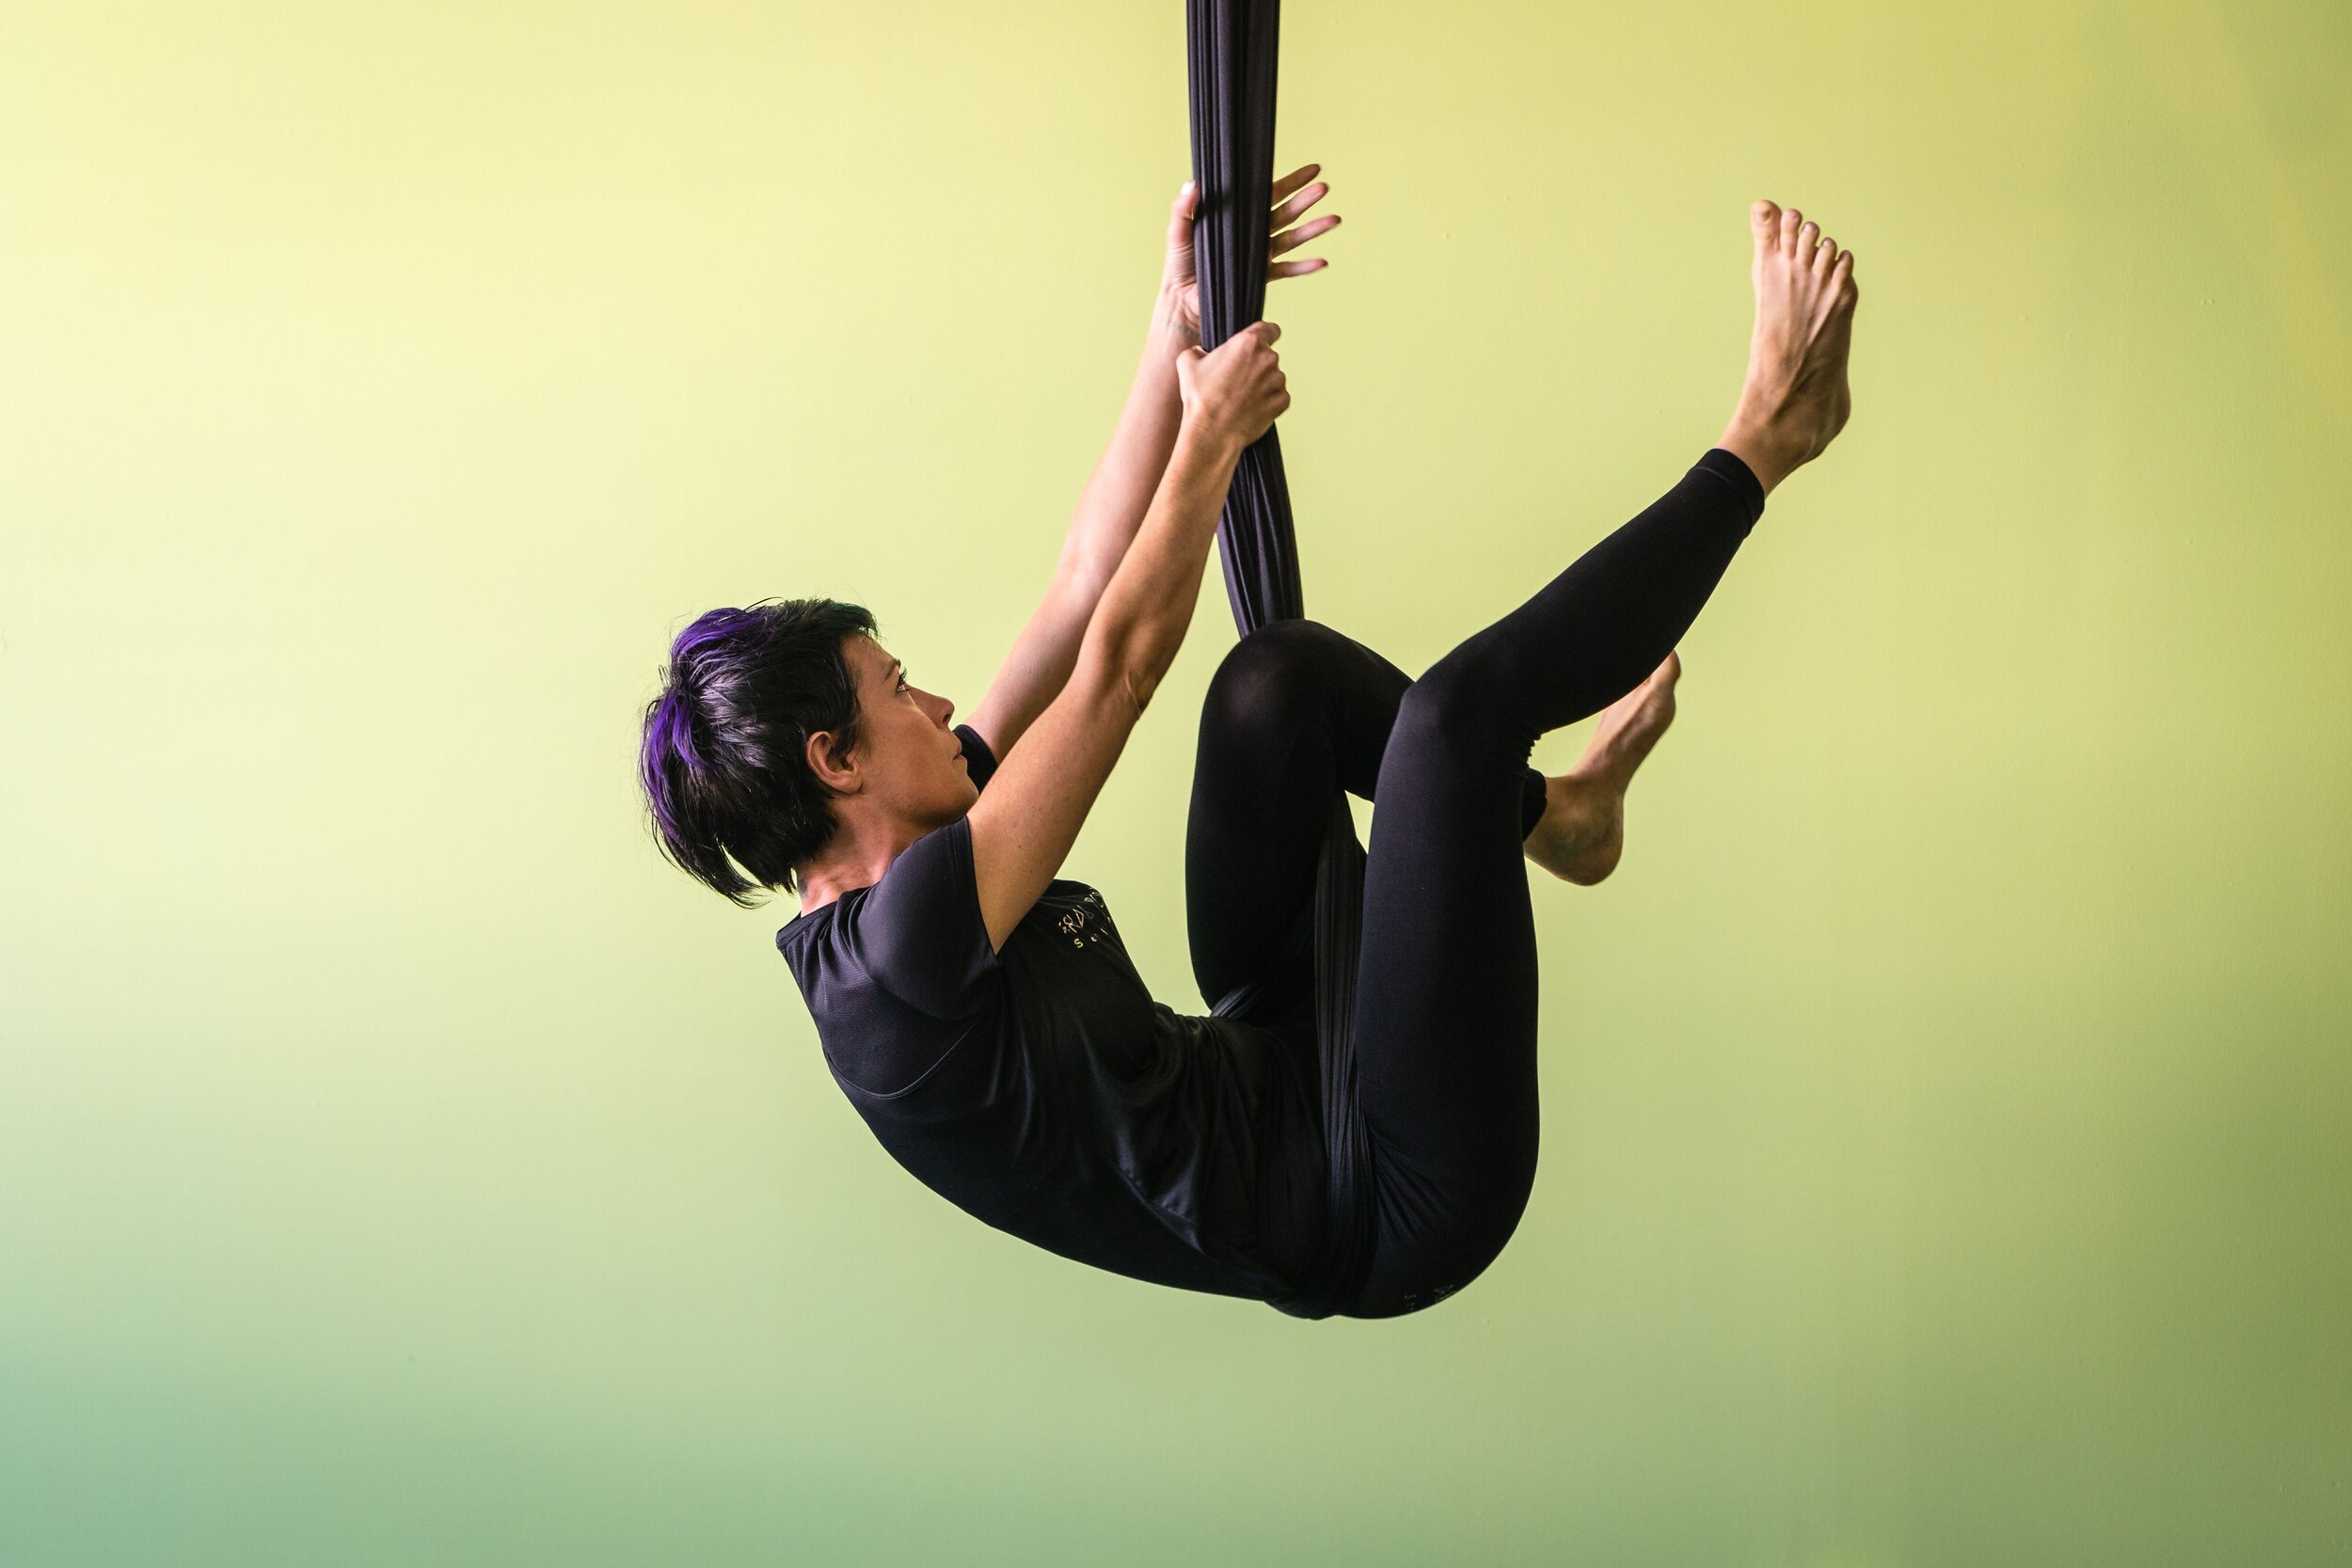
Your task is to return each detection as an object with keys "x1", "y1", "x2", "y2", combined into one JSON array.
[{"x1": 639, "y1": 167, "x2": 1859, "y2": 1318}]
